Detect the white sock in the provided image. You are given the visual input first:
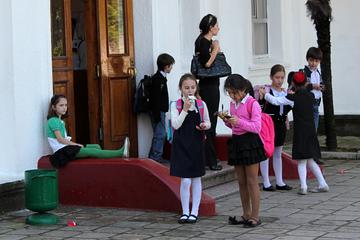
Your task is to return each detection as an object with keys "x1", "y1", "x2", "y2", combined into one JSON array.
[
  {"x1": 307, "y1": 159, "x2": 328, "y2": 188},
  {"x1": 190, "y1": 177, "x2": 202, "y2": 217},
  {"x1": 260, "y1": 159, "x2": 271, "y2": 188},
  {"x1": 273, "y1": 146, "x2": 286, "y2": 186},
  {"x1": 180, "y1": 178, "x2": 191, "y2": 216},
  {"x1": 297, "y1": 159, "x2": 308, "y2": 189}
]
